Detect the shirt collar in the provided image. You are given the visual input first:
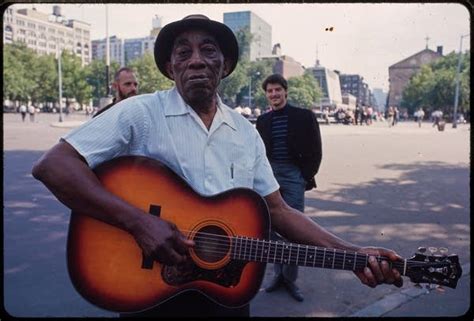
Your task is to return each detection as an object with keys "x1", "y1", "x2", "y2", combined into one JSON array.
[{"x1": 163, "y1": 87, "x2": 237, "y2": 131}]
